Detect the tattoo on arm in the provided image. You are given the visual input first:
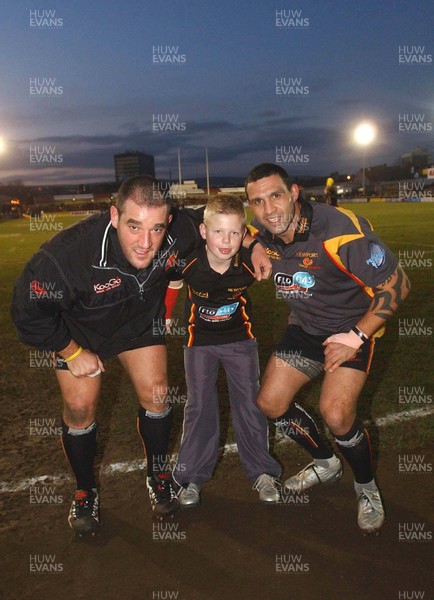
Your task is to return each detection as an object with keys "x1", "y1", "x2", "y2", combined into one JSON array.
[{"x1": 372, "y1": 267, "x2": 405, "y2": 320}]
